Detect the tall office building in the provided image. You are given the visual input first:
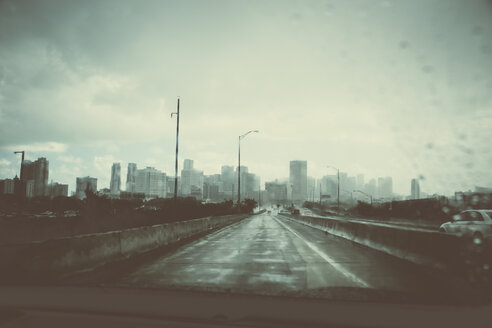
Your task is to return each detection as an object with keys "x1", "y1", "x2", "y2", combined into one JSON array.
[
  {"x1": 411, "y1": 178, "x2": 420, "y2": 200},
  {"x1": 365, "y1": 178, "x2": 377, "y2": 197},
  {"x1": 135, "y1": 167, "x2": 167, "y2": 198},
  {"x1": 76, "y1": 176, "x2": 98, "y2": 199},
  {"x1": 289, "y1": 160, "x2": 307, "y2": 204},
  {"x1": 110, "y1": 163, "x2": 121, "y2": 195},
  {"x1": 48, "y1": 183, "x2": 68, "y2": 198},
  {"x1": 126, "y1": 163, "x2": 137, "y2": 193},
  {"x1": 0, "y1": 179, "x2": 15, "y2": 194},
  {"x1": 320, "y1": 175, "x2": 338, "y2": 200},
  {"x1": 221, "y1": 165, "x2": 234, "y2": 193},
  {"x1": 307, "y1": 176, "x2": 316, "y2": 202},
  {"x1": 356, "y1": 174, "x2": 365, "y2": 191},
  {"x1": 265, "y1": 181, "x2": 288, "y2": 204},
  {"x1": 181, "y1": 159, "x2": 203, "y2": 199},
  {"x1": 21, "y1": 157, "x2": 49, "y2": 197},
  {"x1": 183, "y1": 159, "x2": 194, "y2": 170},
  {"x1": 377, "y1": 177, "x2": 393, "y2": 199}
]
